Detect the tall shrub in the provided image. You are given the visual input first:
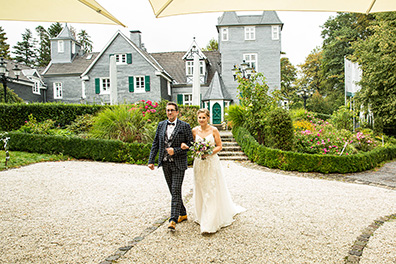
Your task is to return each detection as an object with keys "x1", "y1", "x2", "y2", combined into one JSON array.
[{"x1": 267, "y1": 107, "x2": 294, "y2": 151}]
